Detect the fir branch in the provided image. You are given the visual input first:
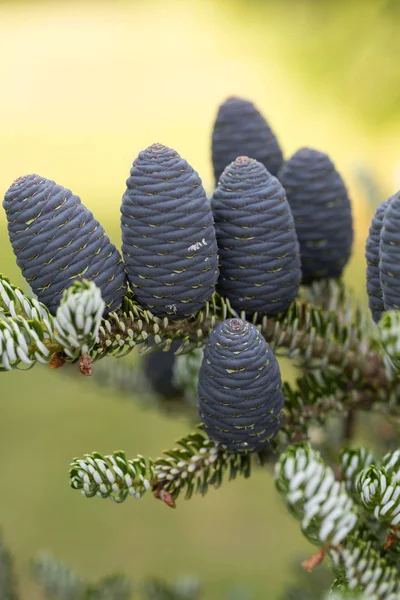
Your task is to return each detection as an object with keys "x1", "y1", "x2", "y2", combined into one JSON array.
[
  {"x1": 329, "y1": 536, "x2": 400, "y2": 599},
  {"x1": 53, "y1": 281, "x2": 105, "y2": 360},
  {"x1": 32, "y1": 553, "x2": 86, "y2": 600},
  {"x1": 0, "y1": 536, "x2": 19, "y2": 600},
  {"x1": 69, "y1": 427, "x2": 270, "y2": 505},
  {"x1": 379, "y1": 311, "x2": 400, "y2": 375},
  {"x1": 275, "y1": 444, "x2": 358, "y2": 546},
  {"x1": 88, "y1": 576, "x2": 132, "y2": 600},
  {"x1": 0, "y1": 313, "x2": 53, "y2": 371},
  {"x1": 0, "y1": 273, "x2": 395, "y2": 415},
  {"x1": 282, "y1": 371, "x2": 348, "y2": 440},
  {"x1": 0, "y1": 274, "x2": 53, "y2": 325},
  {"x1": 356, "y1": 464, "x2": 400, "y2": 527},
  {"x1": 142, "y1": 577, "x2": 201, "y2": 600},
  {"x1": 75, "y1": 294, "x2": 399, "y2": 411},
  {"x1": 70, "y1": 452, "x2": 152, "y2": 503},
  {"x1": 340, "y1": 448, "x2": 377, "y2": 498}
]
